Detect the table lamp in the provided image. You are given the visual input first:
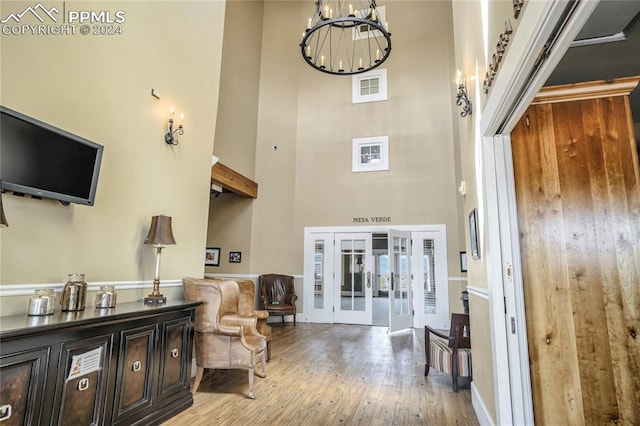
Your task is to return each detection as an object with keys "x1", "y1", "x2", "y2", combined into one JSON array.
[{"x1": 144, "y1": 215, "x2": 176, "y2": 304}]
